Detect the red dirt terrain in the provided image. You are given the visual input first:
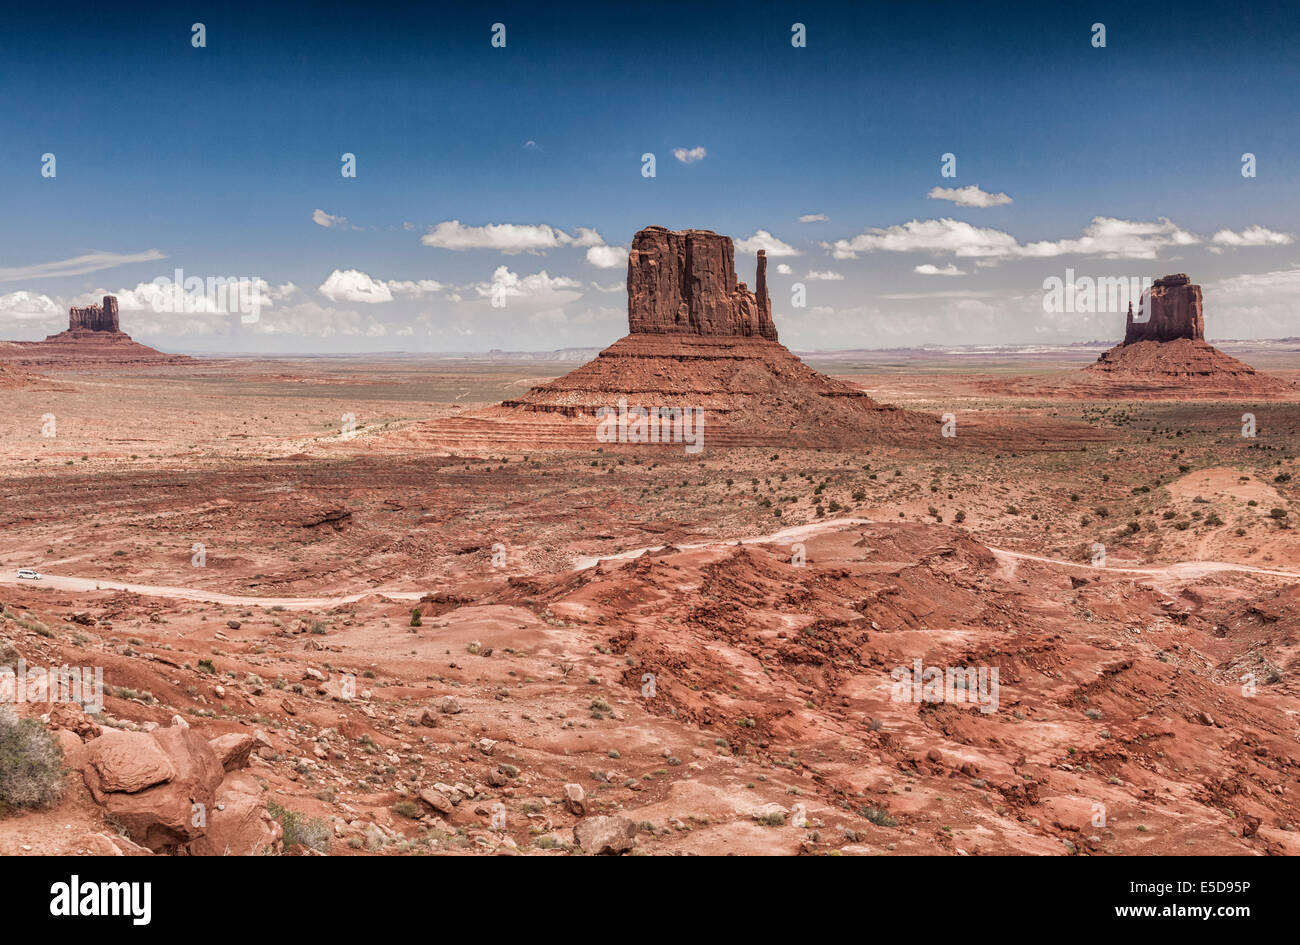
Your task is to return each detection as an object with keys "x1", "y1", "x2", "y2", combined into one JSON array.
[{"x1": 0, "y1": 259, "x2": 1297, "y2": 857}]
